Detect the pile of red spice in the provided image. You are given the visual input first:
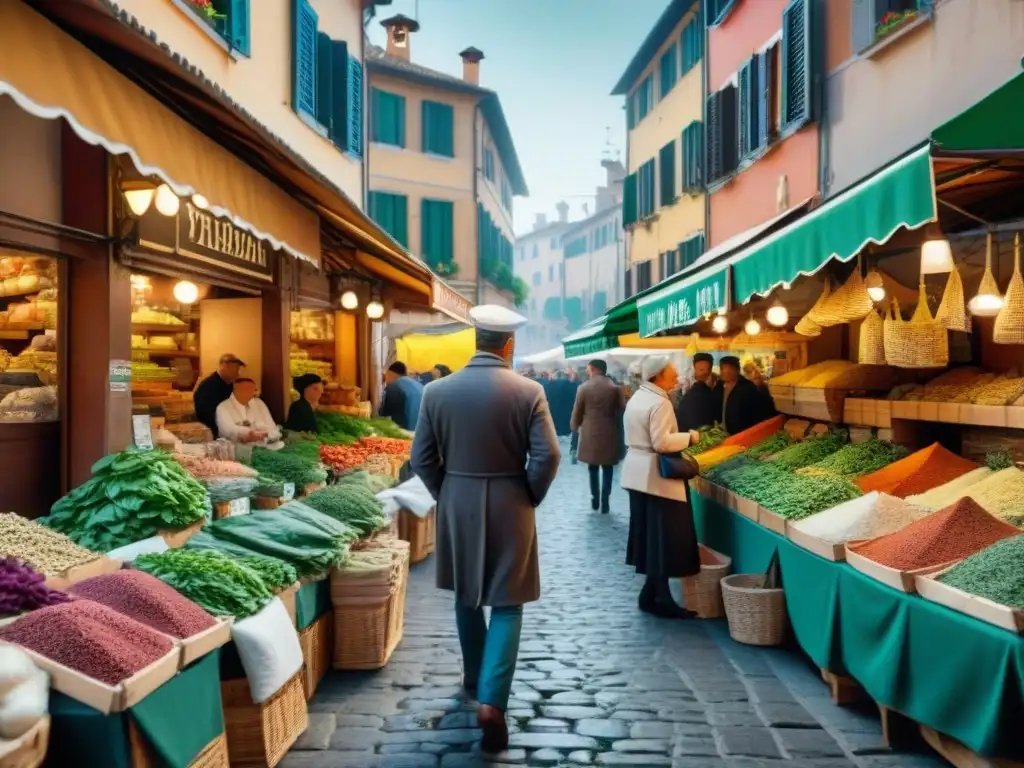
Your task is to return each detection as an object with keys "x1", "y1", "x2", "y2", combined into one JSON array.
[
  {"x1": 0, "y1": 599, "x2": 173, "y2": 685},
  {"x1": 855, "y1": 443, "x2": 978, "y2": 498},
  {"x1": 69, "y1": 570, "x2": 215, "y2": 639},
  {"x1": 852, "y1": 497, "x2": 1019, "y2": 570}
]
